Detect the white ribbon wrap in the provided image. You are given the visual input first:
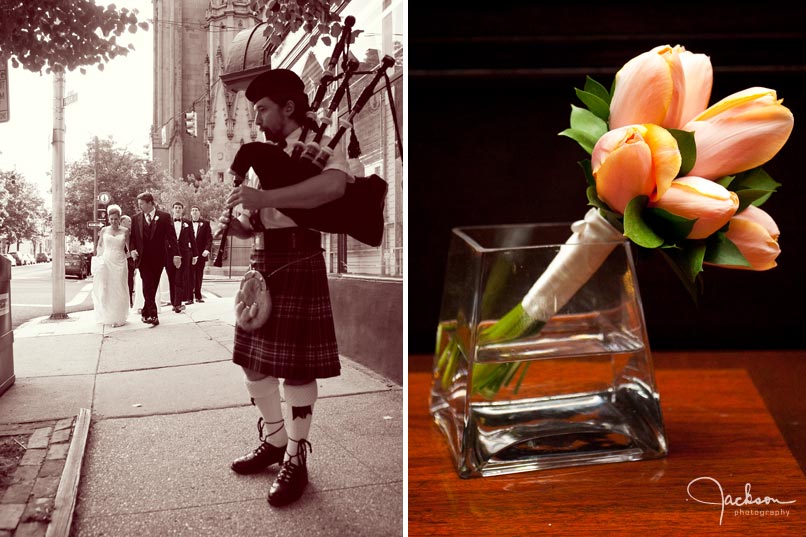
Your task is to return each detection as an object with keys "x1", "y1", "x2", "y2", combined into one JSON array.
[{"x1": 521, "y1": 208, "x2": 624, "y2": 321}]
